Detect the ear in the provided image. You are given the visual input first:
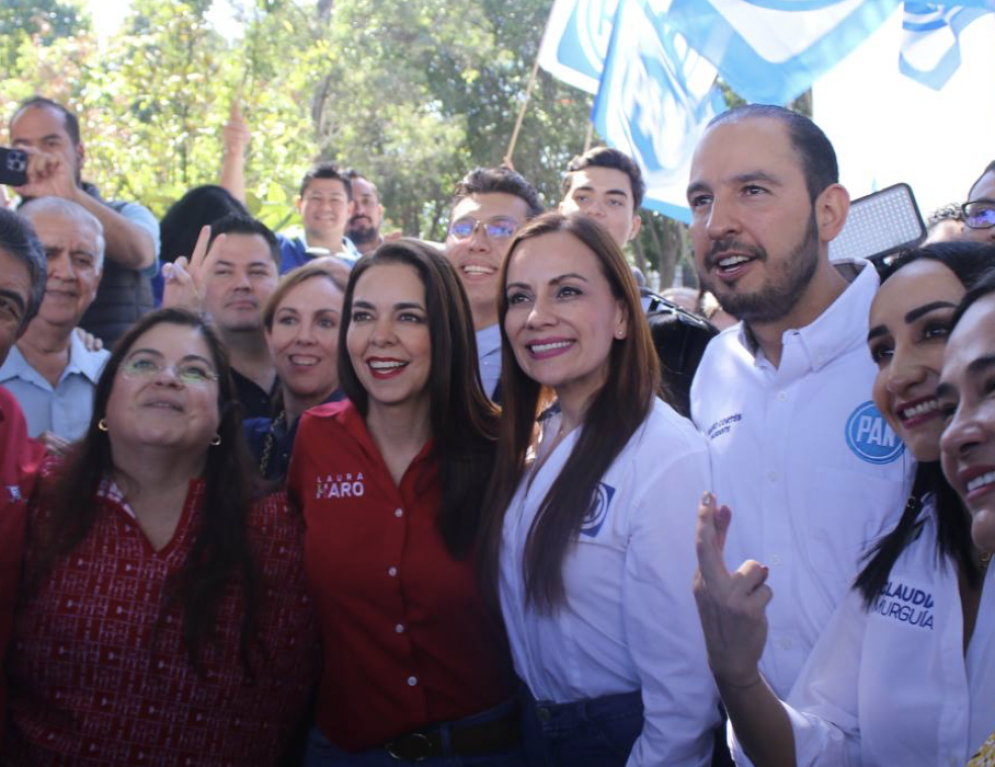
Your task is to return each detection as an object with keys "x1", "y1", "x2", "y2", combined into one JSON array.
[
  {"x1": 627, "y1": 213, "x2": 642, "y2": 242},
  {"x1": 295, "y1": 196, "x2": 304, "y2": 215},
  {"x1": 815, "y1": 183, "x2": 849, "y2": 244},
  {"x1": 75, "y1": 142, "x2": 86, "y2": 174},
  {"x1": 347, "y1": 199, "x2": 356, "y2": 217},
  {"x1": 614, "y1": 299, "x2": 630, "y2": 340}
]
